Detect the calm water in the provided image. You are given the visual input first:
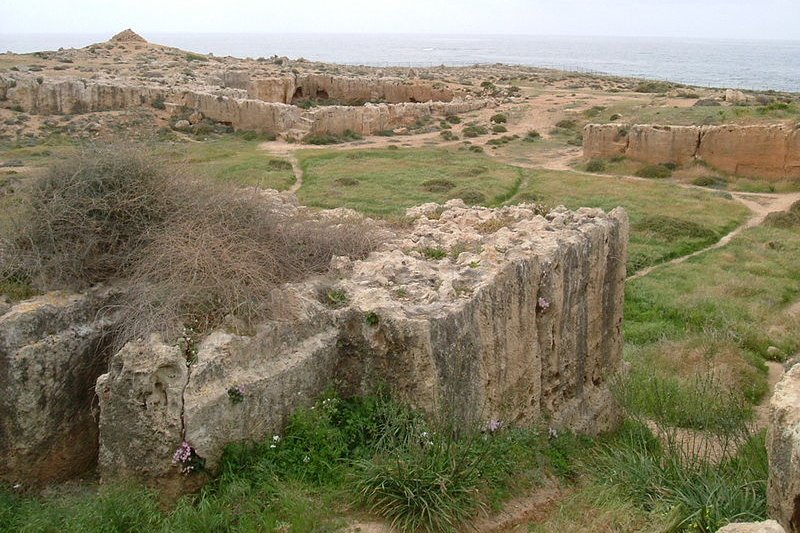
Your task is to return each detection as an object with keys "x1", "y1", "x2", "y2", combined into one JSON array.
[{"x1": 2, "y1": 33, "x2": 798, "y2": 92}]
